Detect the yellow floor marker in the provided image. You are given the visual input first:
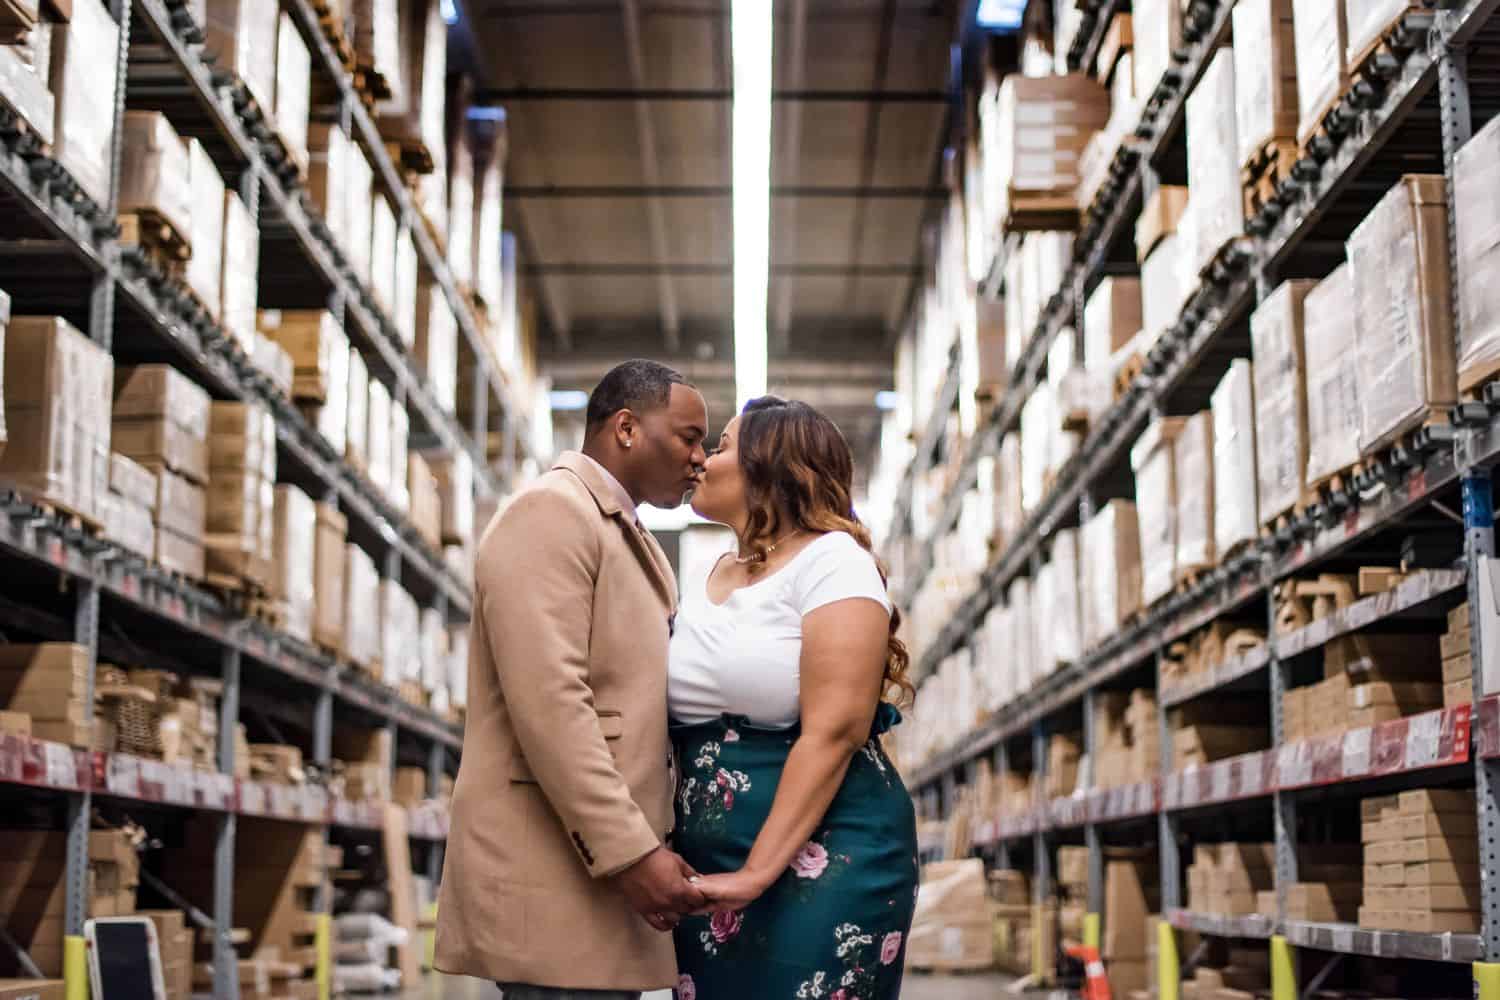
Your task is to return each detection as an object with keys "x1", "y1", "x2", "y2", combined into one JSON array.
[
  {"x1": 316, "y1": 913, "x2": 332, "y2": 1000},
  {"x1": 1156, "y1": 920, "x2": 1180, "y2": 1000},
  {"x1": 1083, "y1": 912, "x2": 1101, "y2": 951},
  {"x1": 1476, "y1": 961, "x2": 1500, "y2": 1000},
  {"x1": 1031, "y1": 903, "x2": 1046, "y2": 981},
  {"x1": 1270, "y1": 935, "x2": 1296, "y2": 1000},
  {"x1": 64, "y1": 934, "x2": 87, "y2": 1000}
]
